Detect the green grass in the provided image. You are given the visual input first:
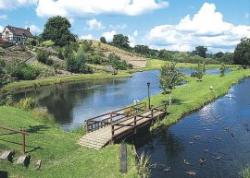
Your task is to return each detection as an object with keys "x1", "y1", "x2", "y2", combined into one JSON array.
[
  {"x1": 0, "y1": 106, "x2": 138, "y2": 178},
  {"x1": 242, "y1": 168, "x2": 250, "y2": 178},
  {"x1": 0, "y1": 71, "x2": 132, "y2": 95},
  {"x1": 145, "y1": 59, "x2": 234, "y2": 70},
  {"x1": 148, "y1": 68, "x2": 250, "y2": 130}
]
